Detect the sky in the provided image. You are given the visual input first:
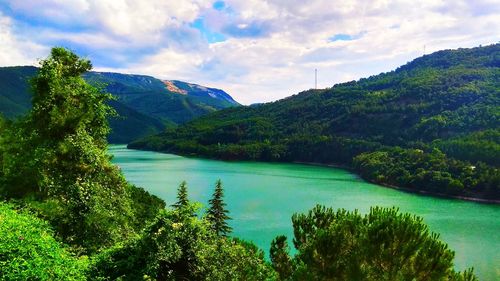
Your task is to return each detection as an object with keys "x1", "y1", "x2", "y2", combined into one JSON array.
[{"x1": 0, "y1": 1, "x2": 499, "y2": 104}]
